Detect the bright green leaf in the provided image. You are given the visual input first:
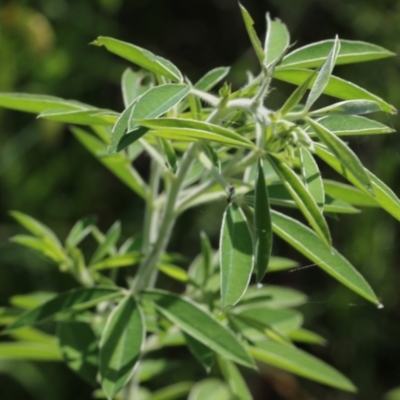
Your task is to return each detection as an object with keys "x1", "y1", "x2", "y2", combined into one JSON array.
[
  {"x1": 249, "y1": 342, "x2": 356, "y2": 392},
  {"x1": 268, "y1": 256, "x2": 299, "y2": 272},
  {"x1": 143, "y1": 290, "x2": 255, "y2": 368},
  {"x1": 273, "y1": 68, "x2": 397, "y2": 114},
  {"x1": 280, "y1": 39, "x2": 395, "y2": 69},
  {"x1": 307, "y1": 118, "x2": 373, "y2": 194},
  {"x1": 90, "y1": 252, "x2": 141, "y2": 271},
  {"x1": 10, "y1": 292, "x2": 55, "y2": 310},
  {"x1": 66, "y1": 216, "x2": 97, "y2": 248},
  {"x1": 38, "y1": 109, "x2": 118, "y2": 126},
  {"x1": 288, "y1": 328, "x2": 327, "y2": 346},
  {"x1": 309, "y1": 99, "x2": 382, "y2": 117},
  {"x1": 92, "y1": 37, "x2": 182, "y2": 82},
  {"x1": 195, "y1": 67, "x2": 230, "y2": 92},
  {"x1": 121, "y1": 68, "x2": 149, "y2": 107},
  {"x1": 264, "y1": 13, "x2": 290, "y2": 68},
  {"x1": 269, "y1": 154, "x2": 331, "y2": 246},
  {"x1": 0, "y1": 342, "x2": 62, "y2": 361},
  {"x1": 271, "y1": 210, "x2": 379, "y2": 304},
  {"x1": 239, "y1": 3, "x2": 265, "y2": 65},
  {"x1": 90, "y1": 221, "x2": 121, "y2": 264},
  {"x1": 100, "y1": 296, "x2": 144, "y2": 399},
  {"x1": 299, "y1": 145, "x2": 324, "y2": 208},
  {"x1": 188, "y1": 379, "x2": 230, "y2": 400},
  {"x1": 217, "y1": 356, "x2": 253, "y2": 400},
  {"x1": 305, "y1": 37, "x2": 340, "y2": 111},
  {"x1": 220, "y1": 203, "x2": 254, "y2": 308},
  {"x1": 139, "y1": 118, "x2": 255, "y2": 148},
  {"x1": 253, "y1": 158, "x2": 272, "y2": 282},
  {"x1": 306, "y1": 115, "x2": 394, "y2": 136}
]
